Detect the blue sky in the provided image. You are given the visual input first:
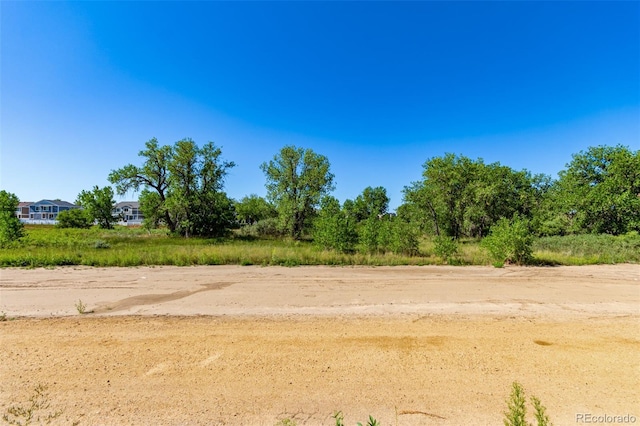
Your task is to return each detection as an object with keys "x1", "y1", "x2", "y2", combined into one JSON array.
[{"x1": 1, "y1": 1, "x2": 638, "y2": 210}]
